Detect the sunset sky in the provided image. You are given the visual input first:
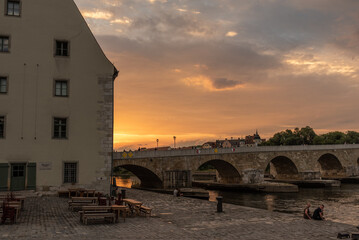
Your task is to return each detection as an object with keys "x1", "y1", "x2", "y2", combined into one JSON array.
[{"x1": 74, "y1": 0, "x2": 359, "y2": 150}]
